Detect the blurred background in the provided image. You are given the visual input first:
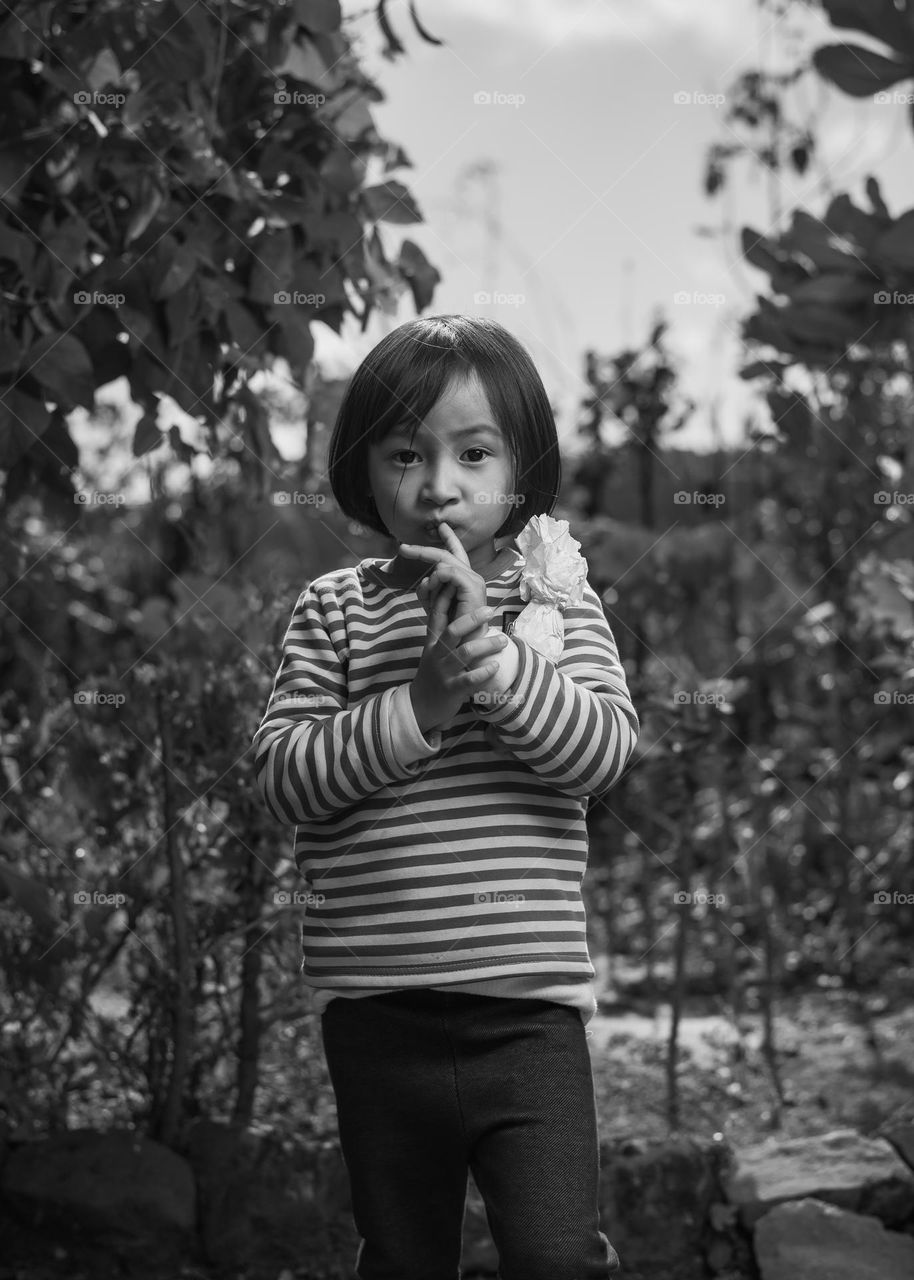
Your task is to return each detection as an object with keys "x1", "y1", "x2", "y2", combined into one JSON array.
[{"x1": 2, "y1": 1, "x2": 914, "y2": 1276}]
